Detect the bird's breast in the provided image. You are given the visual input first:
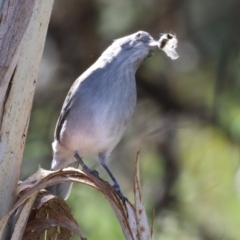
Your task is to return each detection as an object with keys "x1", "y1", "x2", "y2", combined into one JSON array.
[{"x1": 60, "y1": 67, "x2": 137, "y2": 156}]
